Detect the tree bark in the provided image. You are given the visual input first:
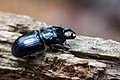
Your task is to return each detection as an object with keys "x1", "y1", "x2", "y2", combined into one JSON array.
[{"x1": 0, "y1": 11, "x2": 120, "y2": 80}]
